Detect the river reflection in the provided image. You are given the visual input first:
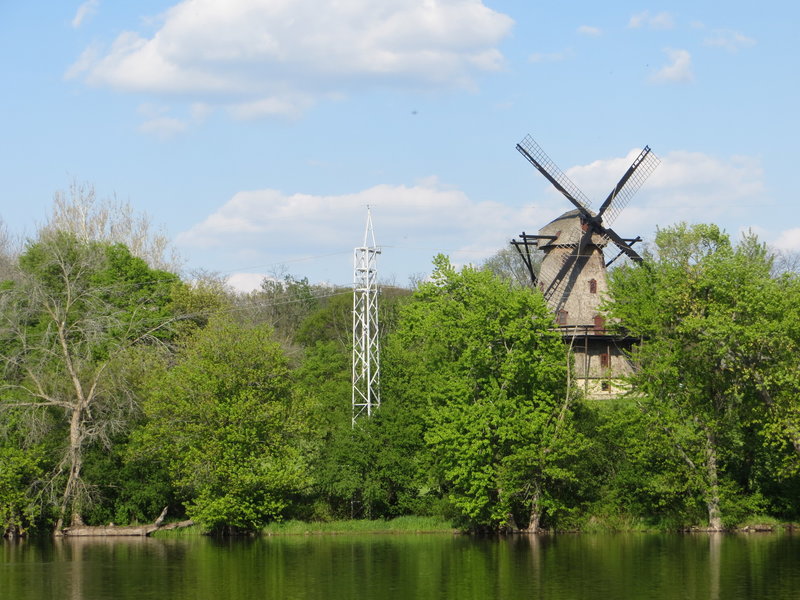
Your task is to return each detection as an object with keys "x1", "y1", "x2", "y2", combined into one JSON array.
[{"x1": 2, "y1": 532, "x2": 798, "y2": 600}]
